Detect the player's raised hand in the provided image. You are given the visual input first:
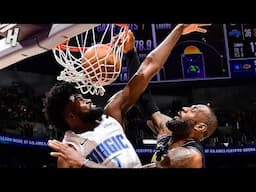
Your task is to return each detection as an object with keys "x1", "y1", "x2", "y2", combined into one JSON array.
[
  {"x1": 48, "y1": 139, "x2": 84, "y2": 168},
  {"x1": 181, "y1": 24, "x2": 212, "y2": 35},
  {"x1": 123, "y1": 29, "x2": 135, "y2": 53},
  {"x1": 111, "y1": 29, "x2": 135, "y2": 53}
]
